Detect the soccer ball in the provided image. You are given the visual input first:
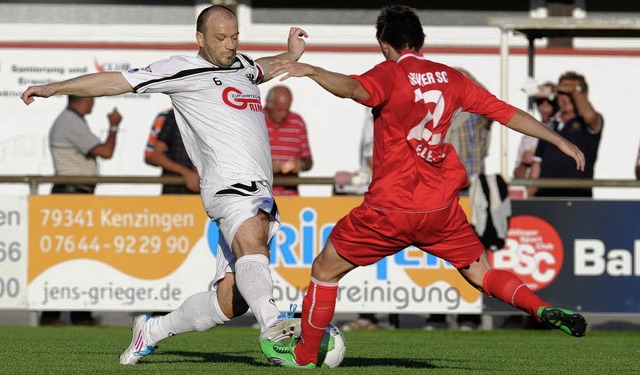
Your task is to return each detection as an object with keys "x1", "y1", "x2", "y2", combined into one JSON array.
[{"x1": 317, "y1": 323, "x2": 346, "y2": 368}]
